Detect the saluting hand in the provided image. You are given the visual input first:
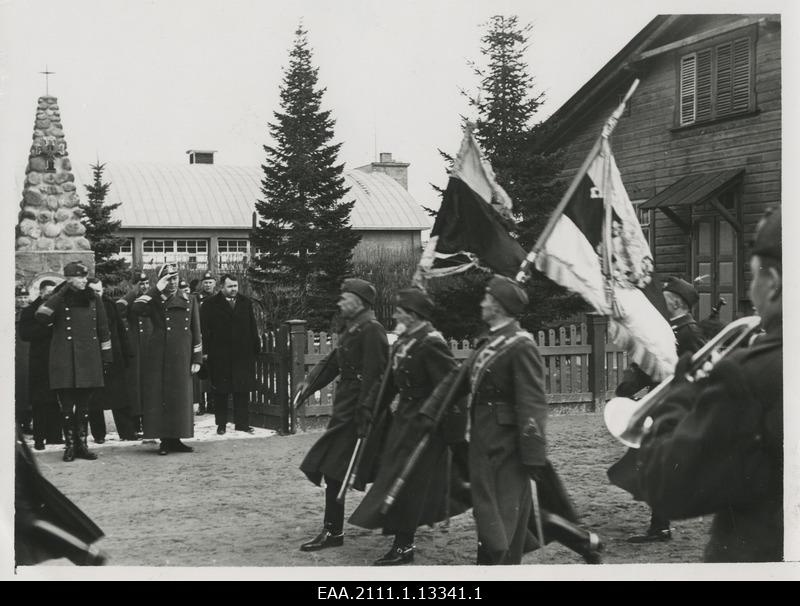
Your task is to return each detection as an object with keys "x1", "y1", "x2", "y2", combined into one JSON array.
[
  {"x1": 156, "y1": 274, "x2": 171, "y2": 292},
  {"x1": 190, "y1": 363, "x2": 201, "y2": 375}
]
